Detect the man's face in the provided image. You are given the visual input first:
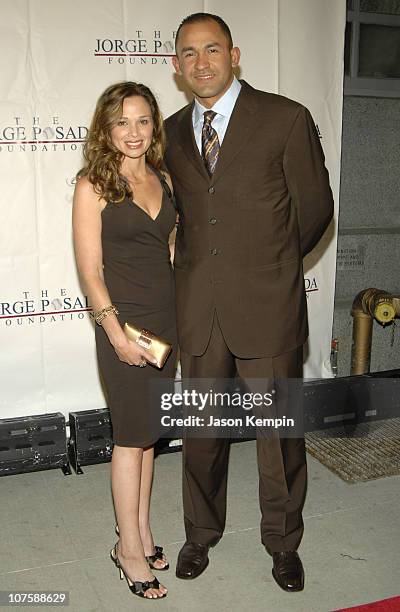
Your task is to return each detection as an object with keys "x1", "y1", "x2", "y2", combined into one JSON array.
[{"x1": 173, "y1": 19, "x2": 240, "y2": 108}]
